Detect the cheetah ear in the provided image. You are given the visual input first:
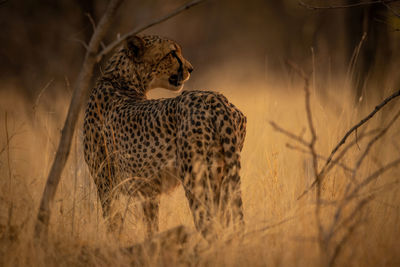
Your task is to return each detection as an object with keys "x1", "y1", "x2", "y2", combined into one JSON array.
[{"x1": 125, "y1": 35, "x2": 146, "y2": 60}]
